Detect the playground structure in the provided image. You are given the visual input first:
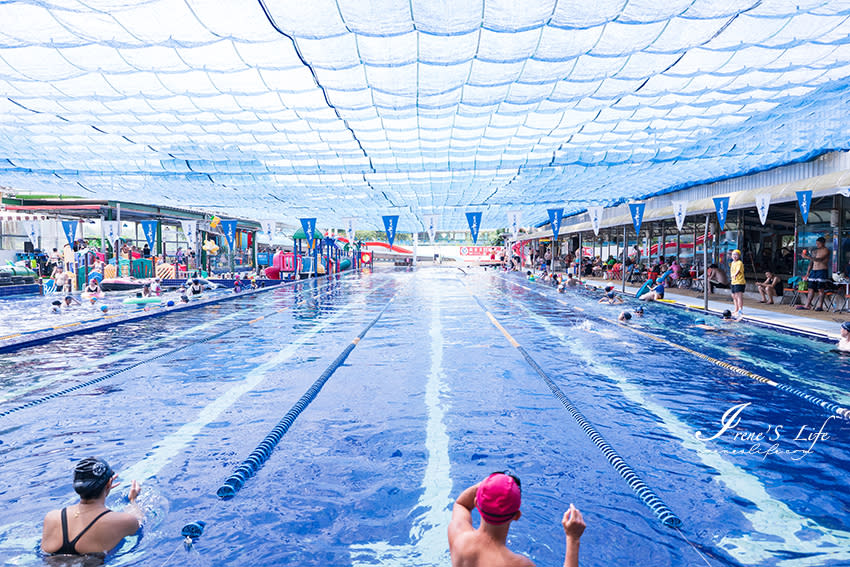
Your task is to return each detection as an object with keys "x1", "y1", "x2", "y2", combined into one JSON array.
[{"x1": 264, "y1": 230, "x2": 361, "y2": 280}]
